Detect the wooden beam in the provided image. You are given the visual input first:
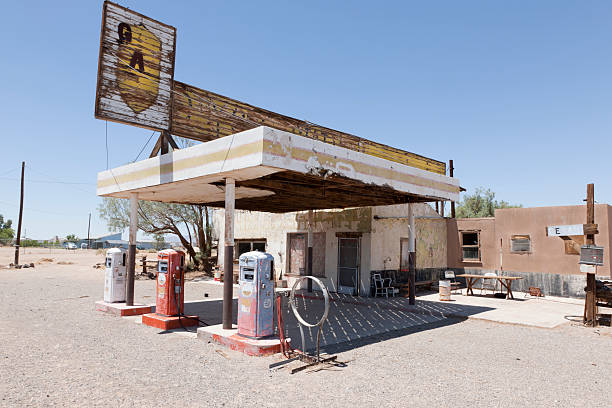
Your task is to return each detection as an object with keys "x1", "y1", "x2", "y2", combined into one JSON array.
[
  {"x1": 161, "y1": 131, "x2": 169, "y2": 155},
  {"x1": 586, "y1": 183, "x2": 595, "y2": 245},
  {"x1": 166, "y1": 132, "x2": 179, "y2": 150},
  {"x1": 170, "y1": 81, "x2": 447, "y2": 175},
  {"x1": 583, "y1": 223, "x2": 599, "y2": 236},
  {"x1": 149, "y1": 135, "x2": 163, "y2": 158}
]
